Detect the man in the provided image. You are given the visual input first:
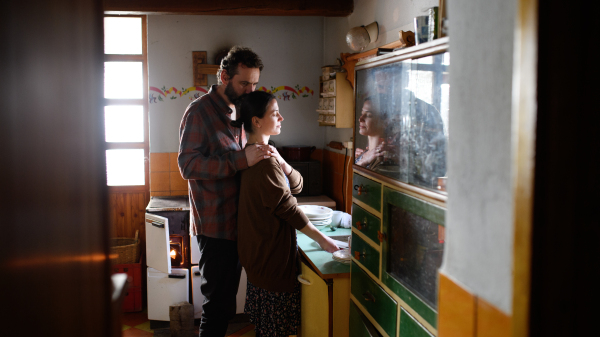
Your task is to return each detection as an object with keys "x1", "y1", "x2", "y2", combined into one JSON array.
[{"x1": 178, "y1": 46, "x2": 269, "y2": 336}]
